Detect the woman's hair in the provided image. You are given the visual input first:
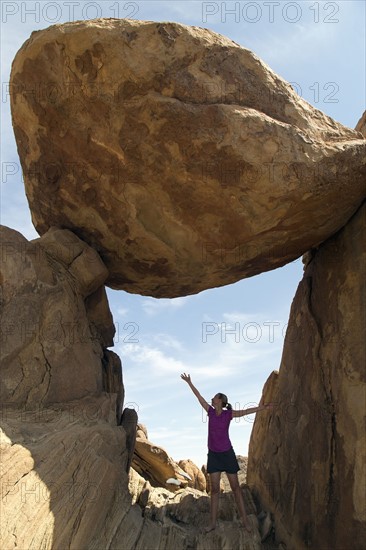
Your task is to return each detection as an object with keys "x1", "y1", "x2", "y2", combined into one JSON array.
[{"x1": 218, "y1": 393, "x2": 232, "y2": 410}]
